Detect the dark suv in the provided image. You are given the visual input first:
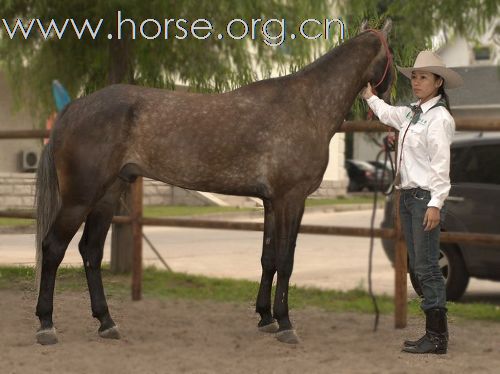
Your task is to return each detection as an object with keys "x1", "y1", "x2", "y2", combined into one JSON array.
[
  {"x1": 345, "y1": 159, "x2": 391, "y2": 192},
  {"x1": 381, "y1": 132, "x2": 500, "y2": 300}
]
